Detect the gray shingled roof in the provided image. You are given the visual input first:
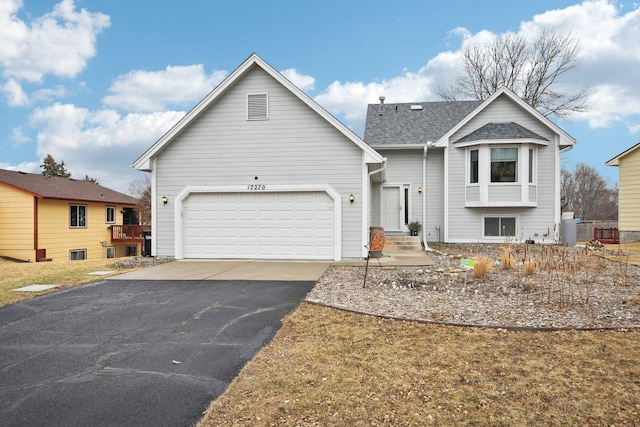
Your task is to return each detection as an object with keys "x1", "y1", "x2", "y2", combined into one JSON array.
[
  {"x1": 363, "y1": 100, "x2": 482, "y2": 146},
  {"x1": 0, "y1": 169, "x2": 139, "y2": 205},
  {"x1": 454, "y1": 122, "x2": 549, "y2": 143}
]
